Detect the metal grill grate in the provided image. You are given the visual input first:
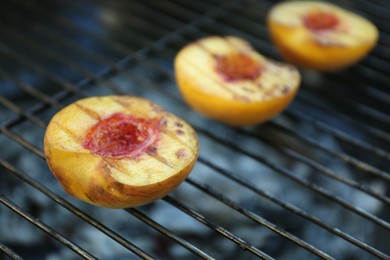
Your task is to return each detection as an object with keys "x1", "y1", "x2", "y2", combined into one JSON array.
[{"x1": 0, "y1": 0, "x2": 389, "y2": 259}]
